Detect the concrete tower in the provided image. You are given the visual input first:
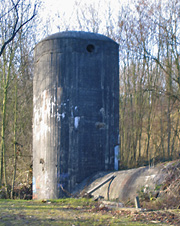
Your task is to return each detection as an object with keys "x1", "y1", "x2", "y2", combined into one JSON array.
[{"x1": 33, "y1": 31, "x2": 119, "y2": 199}]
